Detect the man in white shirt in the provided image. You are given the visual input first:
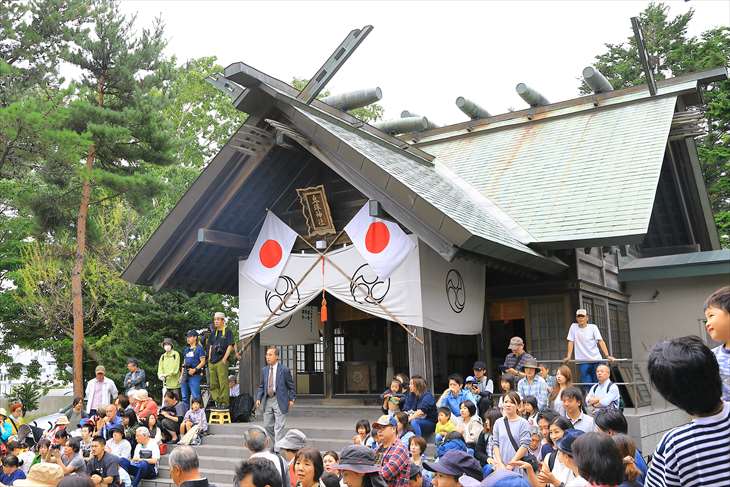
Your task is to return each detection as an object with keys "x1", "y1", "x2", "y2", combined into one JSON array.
[
  {"x1": 118, "y1": 427, "x2": 159, "y2": 487},
  {"x1": 85, "y1": 366, "x2": 119, "y2": 415},
  {"x1": 562, "y1": 386, "x2": 595, "y2": 433},
  {"x1": 585, "y1": 364, "x2": 620, "y2": 412},
  {"x1": 244, "y1": 426, "x2": 289, "y2": 485},
  {"x1": 563, "y1": 309, "x2": 615, "y2": 389}
]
